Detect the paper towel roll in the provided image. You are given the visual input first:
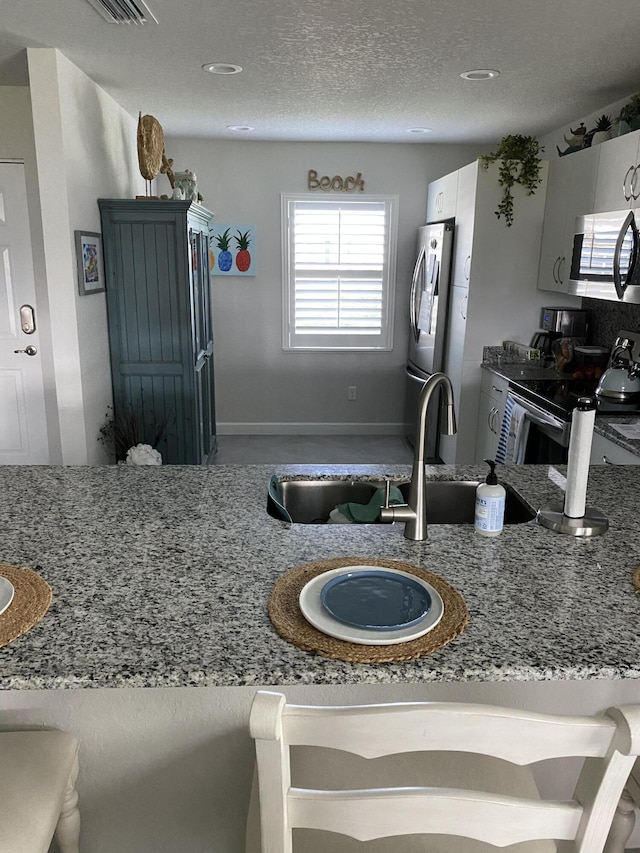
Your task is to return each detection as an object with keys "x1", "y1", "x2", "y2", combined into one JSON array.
[{"x1": 564, "y1": 400, "x2": 596, "y2": 518}]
